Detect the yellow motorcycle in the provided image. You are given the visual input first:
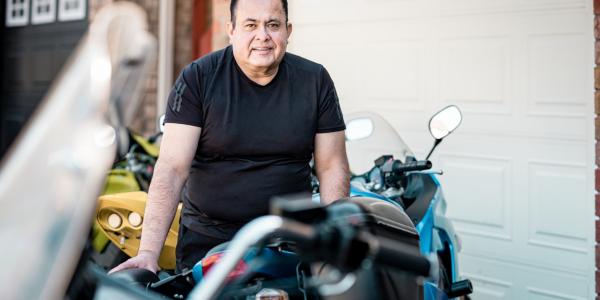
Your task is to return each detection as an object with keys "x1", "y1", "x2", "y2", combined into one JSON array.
[
  {"x1": 95, "y1": 190, "x2": 182, "y2": 270},
  {"x1": 90, "y1": 128, "x2": 183, "y2": 269}
]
